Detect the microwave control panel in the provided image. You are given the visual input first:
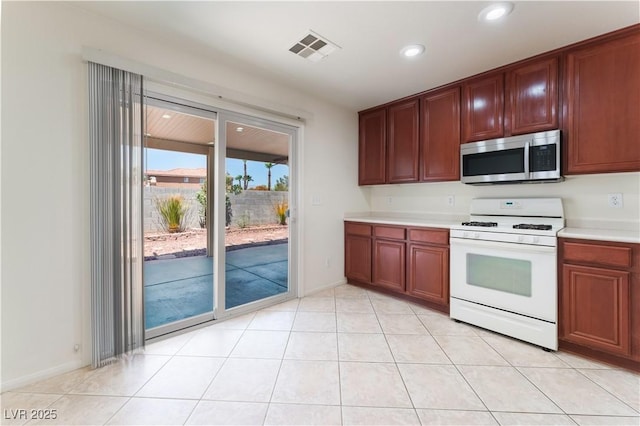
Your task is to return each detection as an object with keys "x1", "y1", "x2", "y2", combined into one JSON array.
[{"x1": 530, "y1": 144, "x2": 557, "y2": 172}]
